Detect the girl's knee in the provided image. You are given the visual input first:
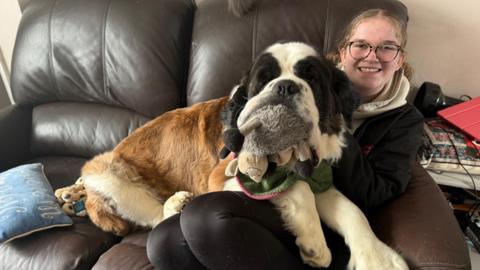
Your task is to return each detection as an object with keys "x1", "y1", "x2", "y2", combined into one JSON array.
[{"x1": 146, "y1": 214, "x2": 180, "y2": 266}]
